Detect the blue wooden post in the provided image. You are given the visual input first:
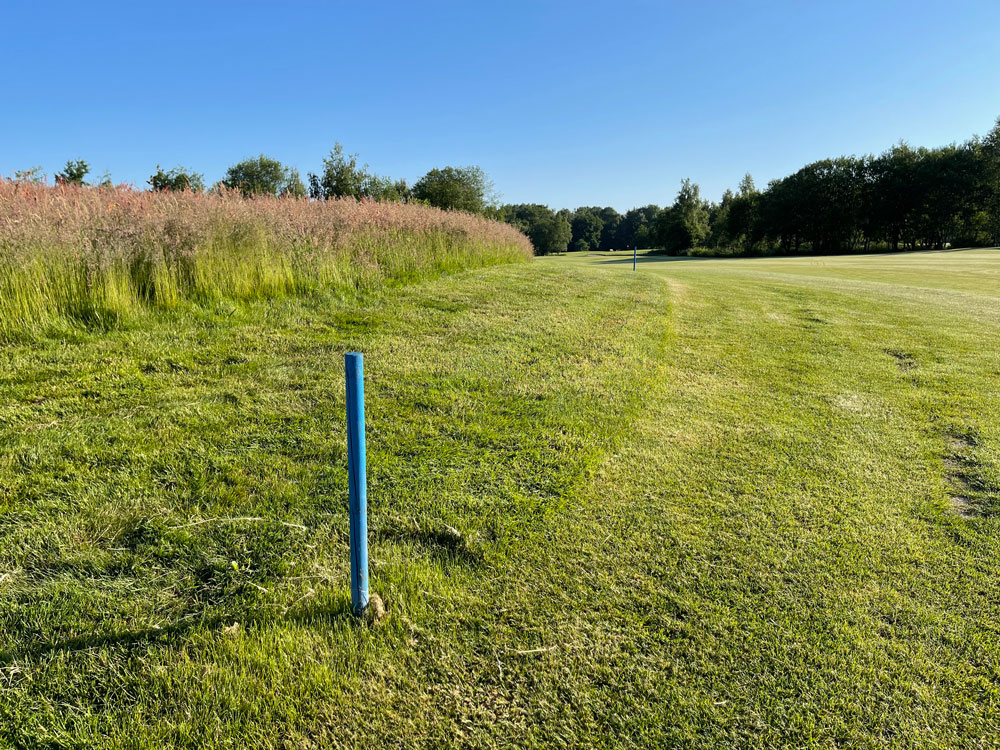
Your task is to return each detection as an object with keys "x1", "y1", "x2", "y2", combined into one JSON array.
[
  {"x1": 633, "y1": 245, "x2": 637, "y2": 271},
  {"x1": 345, "y1": 352, "x2": 369, "y2": 615}
]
